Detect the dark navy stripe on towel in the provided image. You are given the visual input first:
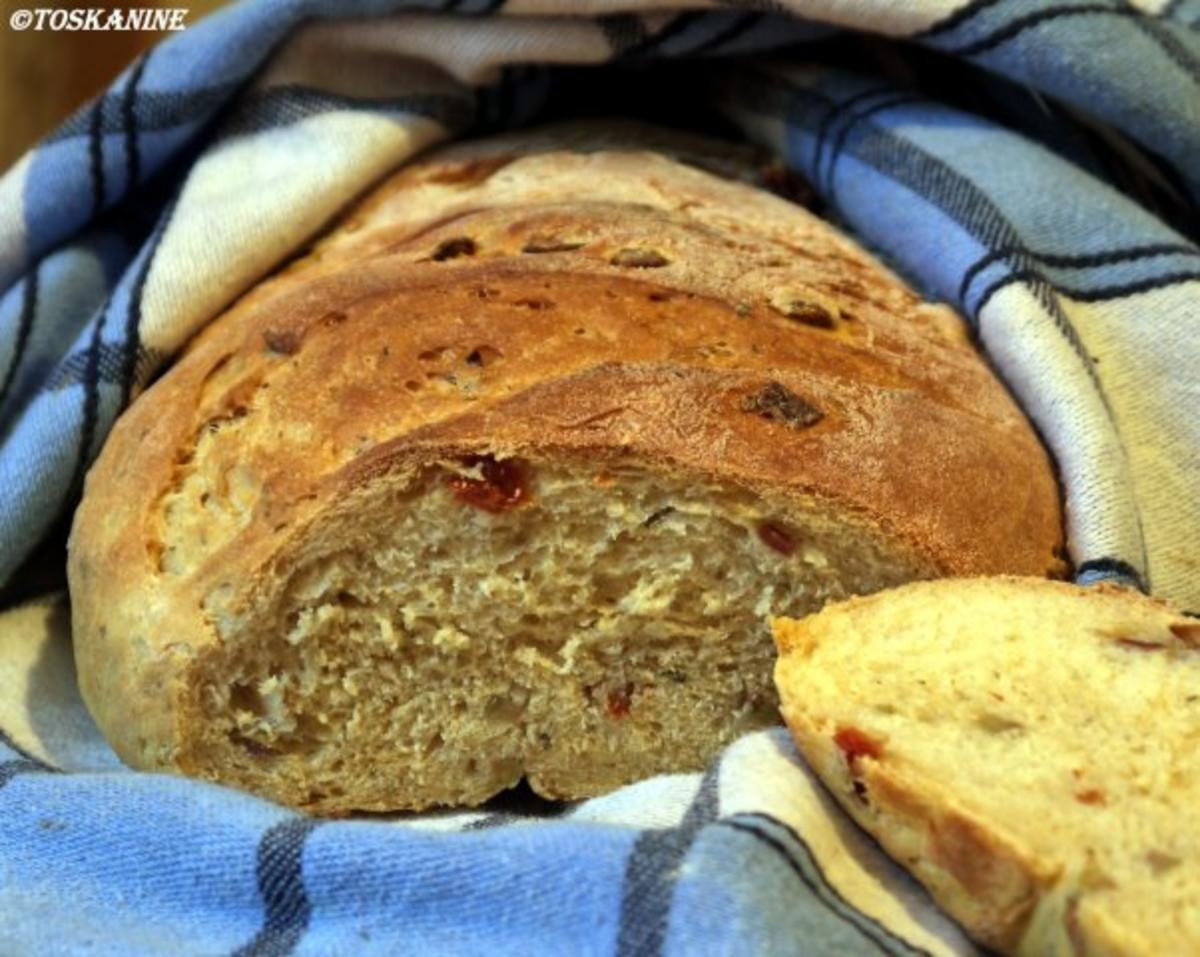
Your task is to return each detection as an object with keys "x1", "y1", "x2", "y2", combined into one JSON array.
[
  {"x1": 913, "y1": 0, "x2": 1007, "y2": 39},
  {"x1": 616, "y1": 764, "x2": 720, "y2": 957},
  {"x1": 972, "y1": 267, "x2": 1200, "y2": 316},
  {"x1": 689, "y1": 11, "x2": 764, "y2": 57},
  {"x1": 1076, "y1": 556, "x2": 1148, "y2": 591},
  {"x1": 51, "y1": 82, "x2": 239, "y2": 142},
  {"x1": 0, "y1": 759, "x2": 48, "y2": 791},
  {"x1": 0, "y1": 727, "x2": 56, "y2": 770},
  {"x1": 615, "y1": 10, "x2": 706, "y2": 60},
  {"x1": 120, "y1": 54, "x2": 150, "y2": 198},
  {"x1": 599, "y1": 14, "x2": 650, "y2": 56},
  {"x1": 219, "y1": 86, "x2": 476, "y2": 139},
  {"x1": 88, "y1": 97, "x2": 108, "y2": 217},
  {"x1": 65, "y1": 294, "x2": 112, "y2": 504},
  {"x1": 0, "y1": 262, "x2": 40, "y2": 402},
  {"x1": 119, "y1": 200, "x2": 177, "y2": 409},
  {"x1": 941, "y1": 6, "x2": 1141, "y2": 58},
  {"x1": 0, "y1": 729, "x2": 57, "y2": 792},
  {"x1": 232, "y1": 818, "x2": 322, "y2": 957},
  {"x1": 958, "y1": 240, "x2": 1200, "y2": 305},
  {"x1": 723, "y1": 813, "x2": 933, "y2": 957}
]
